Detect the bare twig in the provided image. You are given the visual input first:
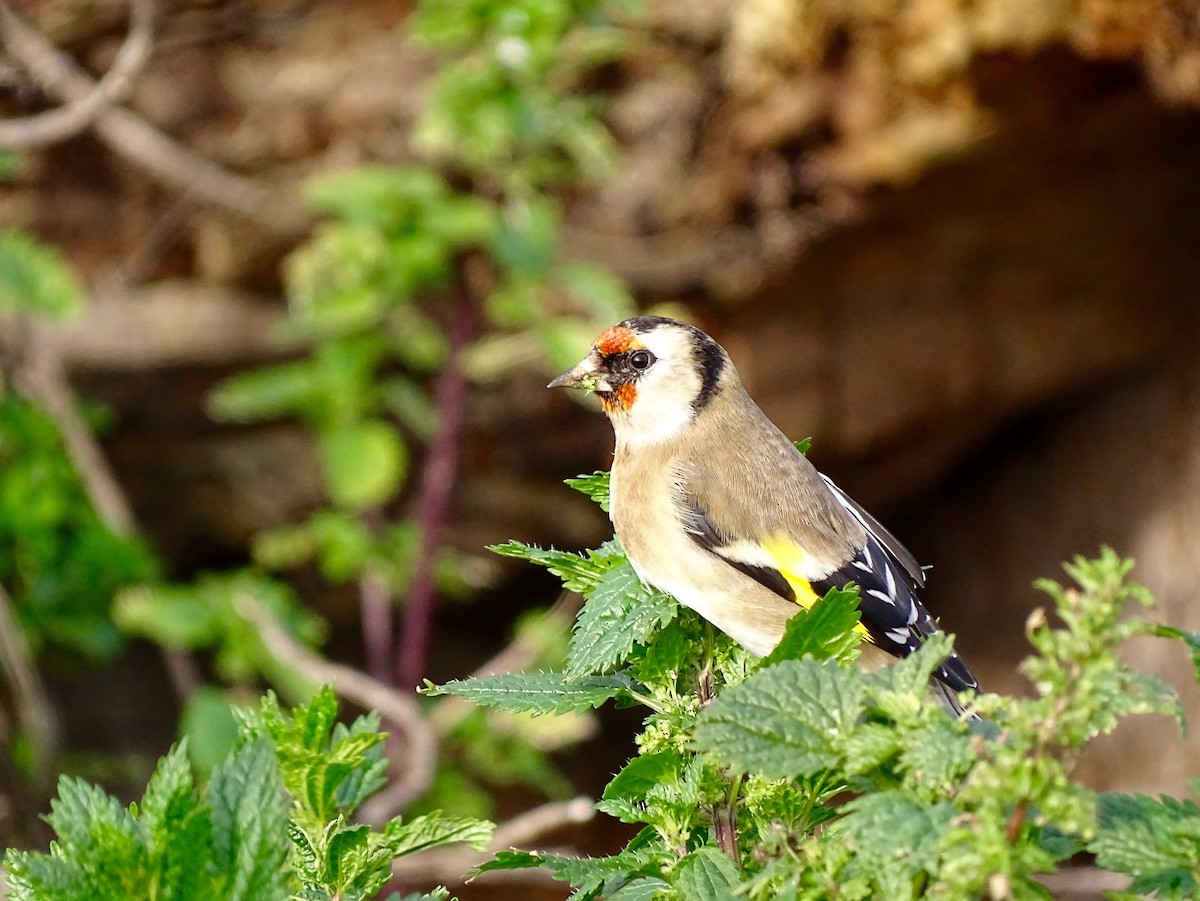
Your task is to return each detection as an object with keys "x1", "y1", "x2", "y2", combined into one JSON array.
[
  {"x1": 236, "y1": 593, "x2": 438, "y2": 811},
  {"x1": 0, "y1": 582, "x2": 60, "y2": 788},
  {"x1": 389, "y1": 796, "x2": 595, "y2": 884},
  {"x1": 0, "y1": 1, "x2": 305, "y2": 230},
  {"x1": 0, "y1": 0, "x2": 153, "y2": 149},
  {"x1": 397, "y1": 267, "x2": 481, "y2": 689}
]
